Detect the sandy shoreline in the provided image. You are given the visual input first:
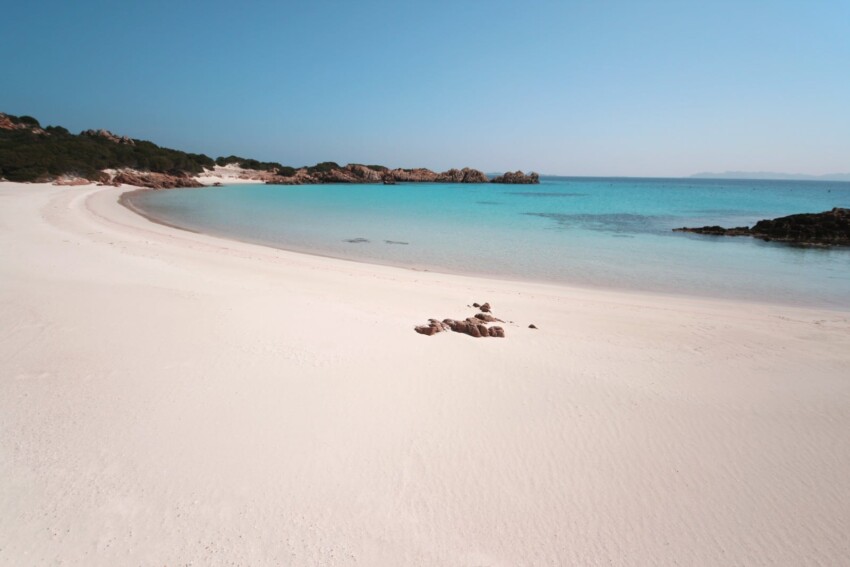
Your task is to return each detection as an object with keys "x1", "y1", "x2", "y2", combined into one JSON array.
[
  {"x1": 120, "y1": 185, "x2": 846, "y2": 312},
  {"x1": 1, "y1": 181, "x2": 849, "y2": 565}
]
